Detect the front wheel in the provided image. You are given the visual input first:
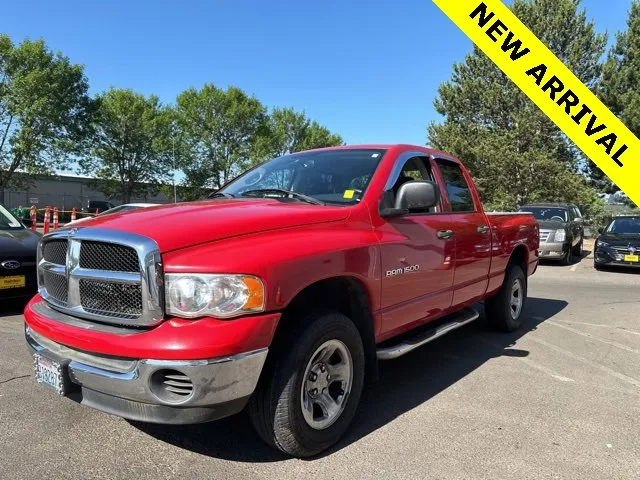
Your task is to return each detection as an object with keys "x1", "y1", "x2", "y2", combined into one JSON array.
[
  {"x1": 485, "y1": 265, "x2": 527, "y2": 332},
  {"x1": 248, "y1": 311, "x2": 365, "y2": 458},
  {"x1": 573, "y1": 238, "x2": 583, "y2": 257},
  {"x1": 562, "y1": 245, "x2": 574, "y2": 266}
]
